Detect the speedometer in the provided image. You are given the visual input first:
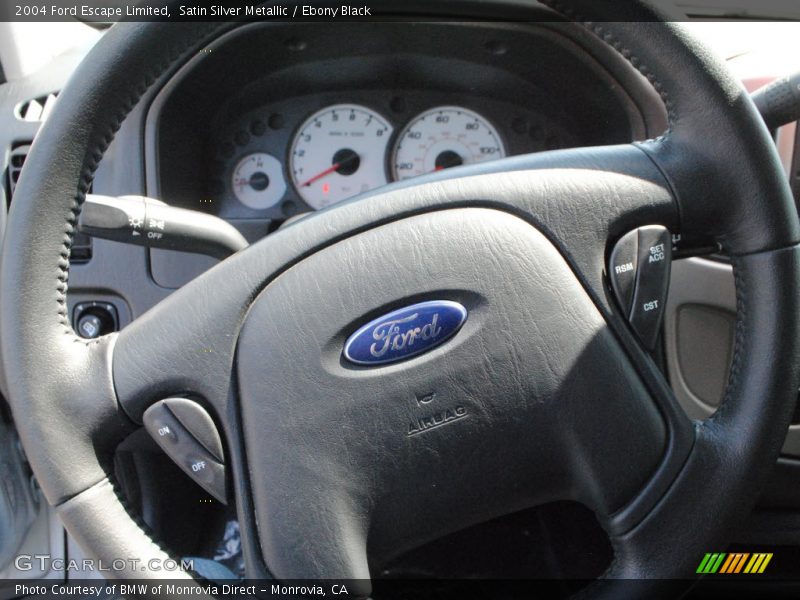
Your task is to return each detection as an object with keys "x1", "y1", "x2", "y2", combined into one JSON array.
[
  {"x1": 391, "y1": 106, "x2": 505, "y2": 180},
  {"x1": 289, "y1": 104, "x2": 392, "y2": 210}
]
